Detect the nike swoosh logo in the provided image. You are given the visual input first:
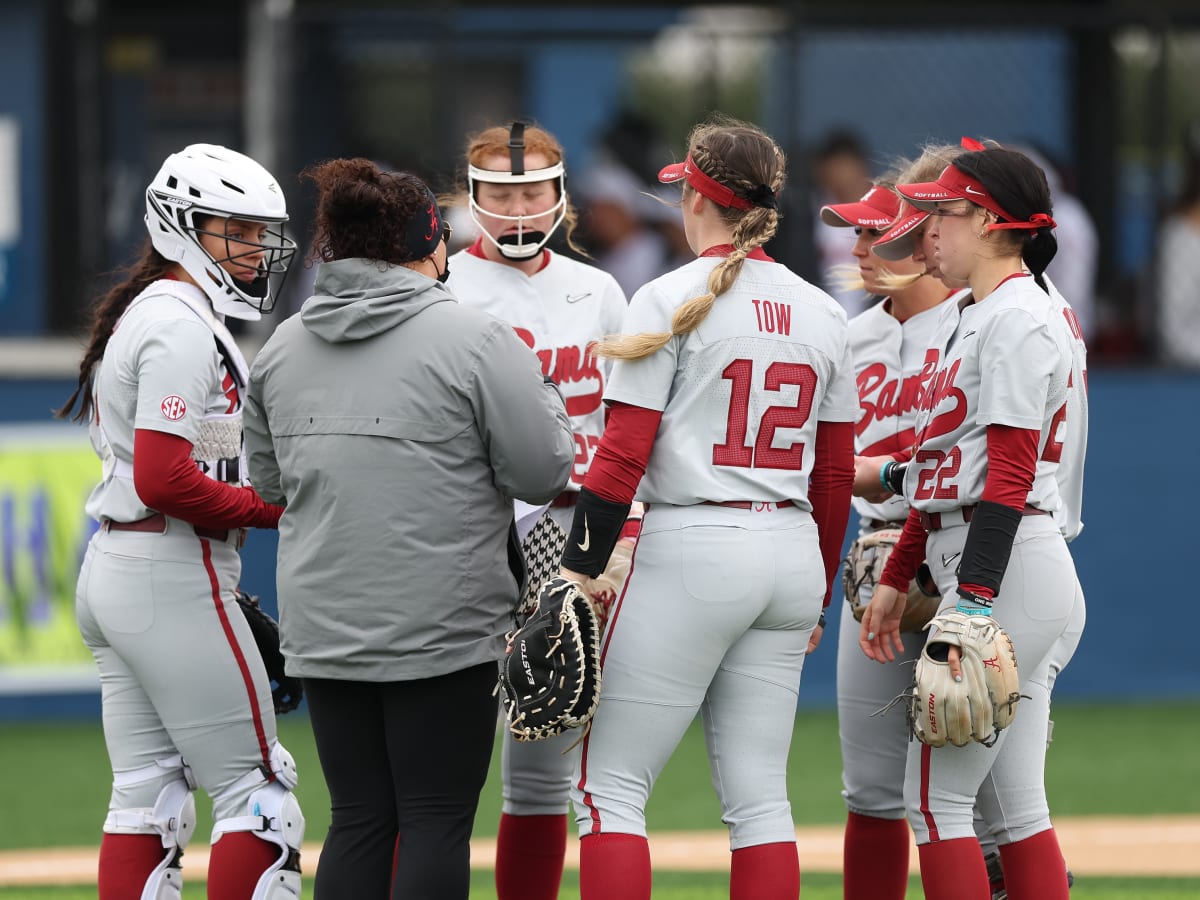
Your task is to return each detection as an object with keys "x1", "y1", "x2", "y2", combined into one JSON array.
[
  {"x1": 961, "y1": 330, "x2": 977, "y2": 339},
  {"x1": 964, "y1": 185, "x2": 986, "y2": 197},
  {"x1": 566, "y1": 292, "x2": 592, "y2": 304},
  {"x1": 941, "y1": 551, "x2": 962, "y2": 568},
  {"x1": 578, "y1": 515, "x2": 590, "y2": 552}
]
